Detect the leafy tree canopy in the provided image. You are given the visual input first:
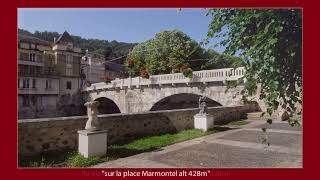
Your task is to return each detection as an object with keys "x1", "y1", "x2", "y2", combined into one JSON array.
[
  {"x1": 201, "y1": 49, "x2": 244, "y2": 70},
  {"x1": 126, "y1": 29, "x2": 241, "y2": 76},
  {"x1": 205, "y1": 9, "x2": 302, "y2": 121},
  {"x1": 126, "y1": 30, "x2": 207, "y2": 75}
]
